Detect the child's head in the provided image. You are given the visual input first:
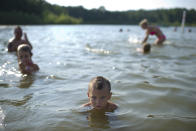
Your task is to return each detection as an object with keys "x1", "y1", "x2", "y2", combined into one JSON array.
[
  {"x1": 88, "y1": 76, "x2": 112, "y2": 110},
  {"x1": 143, "y1": 43, "x2": 151, "y2": 53},
  {"x1": 14, "y1": 26, "x2": 23, "y2": 39},
  {"x1": 139, "y1": 19, "x2": 148, "y2": 29},
  {"x1": 17, "y1": 44, "x2": 32, "y2": 64}
]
